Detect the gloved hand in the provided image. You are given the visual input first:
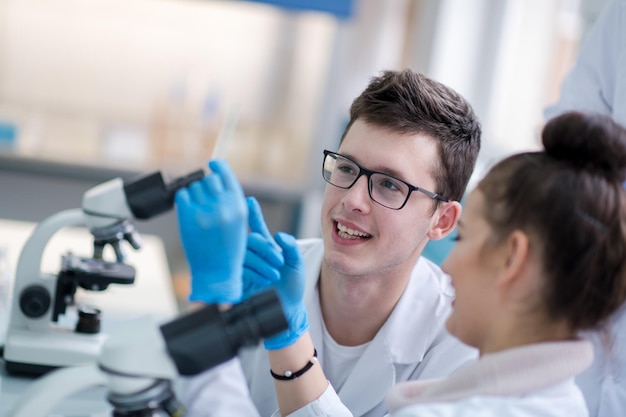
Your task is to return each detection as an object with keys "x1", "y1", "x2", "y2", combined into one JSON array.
[
  {"x1": 242, "y1": 197, "x2": 283, "y2": 299},
  {"x1": 175, "y1": 160, "x2": 248, "y2": 304},
  {"x1": 242, "y1": 197, "x2": 308, "y2": 350}
]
